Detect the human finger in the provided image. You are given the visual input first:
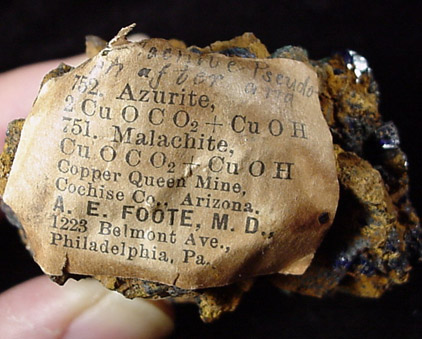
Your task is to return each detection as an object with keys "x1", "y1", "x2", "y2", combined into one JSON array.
[
  {"x1": 0, "y1": 31, "x2": 150, "y2": 149},
  {"x1": 0, "y1": 54, "x2": 86, "y2": 150},
  {"x1": 0, "y1": 275, "x2": 174, "y2": 339}
]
